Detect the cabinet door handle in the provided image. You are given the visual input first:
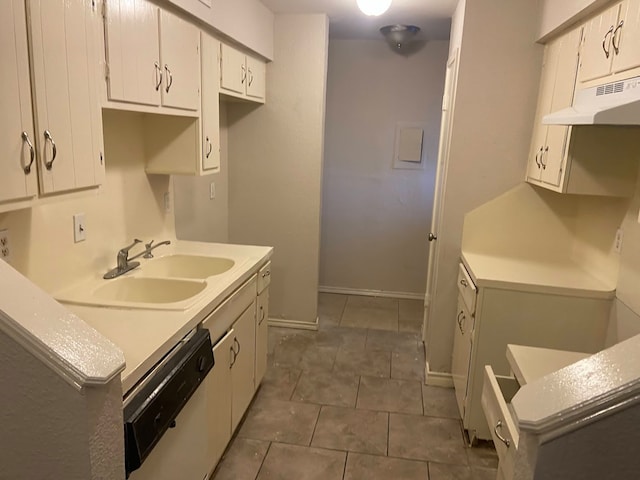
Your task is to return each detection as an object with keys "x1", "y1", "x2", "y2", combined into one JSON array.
[
  {"x1": 230, "y1": 344, "x2": 236, "y2": 368},
  {"x1": 205, "y1": 136, "x2": 213, "y2": 158},
  {"x1": 494, "y1": 420, "x2": 511, "y2": 448},
  {"x1": 459, "y1": 279, "x2": 468, "y2": 288},
  {"x1": 248, "y1": 69, "x2": 254, "y2": 87},
  {"x1": 234, "y1": 337, "x2": 241, "y2": 357},
  {"x1": 541, "y1": 146, "x2": 548, "y2": 170},
  {"x1": 43, "y1": 130, "x2": 57, "y2": 170},
  {"x1": 154, "y1": 62, "x2": 163, "y2": 91},
  {"x1": 241, "y1": 65, "x2": 247, "y2": 84},
  {"x1": 457, "y1": 311, "x2": 465, "y2": 334},
  {"x1": 534, "y1": 146, "x2": 542, "y2": 168},
  {"x1": 612, "y1": 20, "x2": 624, "y2": 55},
  {"x1": 603, "y1": 25, "x2": 614, "y2": 58},
  {"x1": 259, "y1": 306, "x2": 265, "y2": 325},
  {"x1": 21, "y1": 131, "x2": 35, "y2": 174},
  {"x1": 164, "y1": 65, "x2": 173, "y2": 93},
  {"x1": 262, "y1": 270, "x2": 271, "y2": 278}
]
